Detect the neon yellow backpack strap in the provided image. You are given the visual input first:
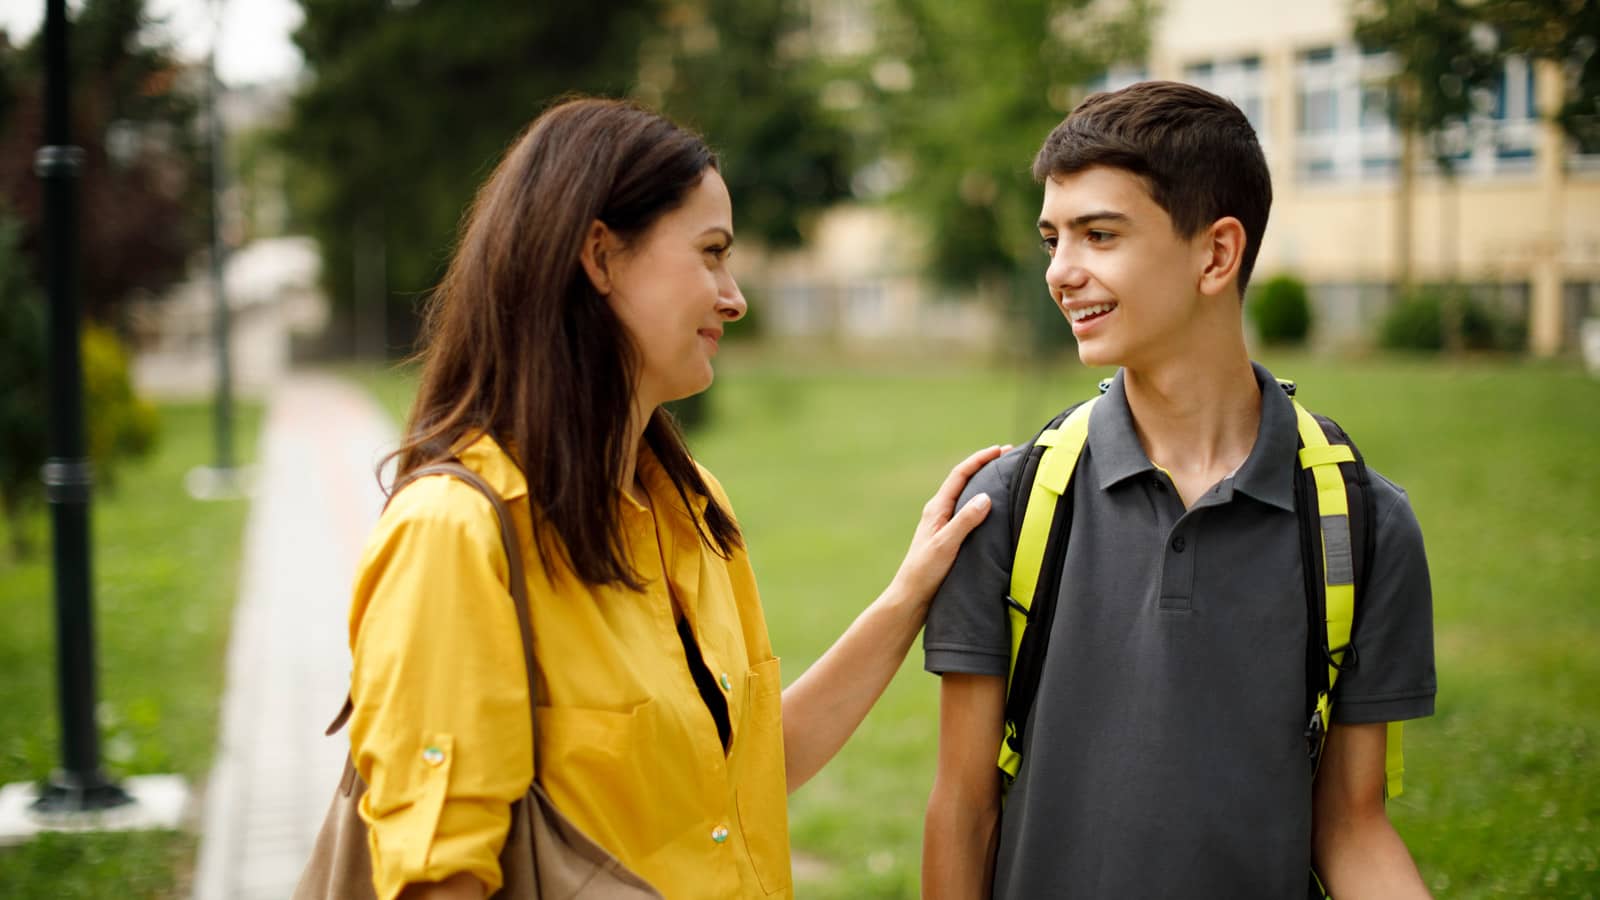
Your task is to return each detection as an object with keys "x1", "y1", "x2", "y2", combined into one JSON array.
[
  {"x1": 998, "y1": 397, "x2": 1098, "y2": 784},
  {"x1": 1292, "y1": 400, "x2": 1404, "y2": 799}
]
